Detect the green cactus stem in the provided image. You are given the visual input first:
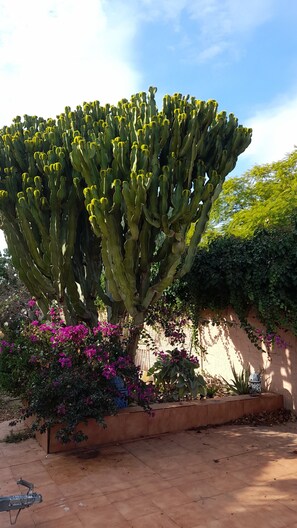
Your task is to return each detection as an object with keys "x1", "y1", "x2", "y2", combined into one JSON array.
[
  {"x1": 69, "y1": 88, "x2": 252, "y2": 356},
  {"x1": 0, "y1": 115, "x2": 103, "y2": 325},
  {"x1": 0, "y1": 88, "x2": 251, "y2": 352}
]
